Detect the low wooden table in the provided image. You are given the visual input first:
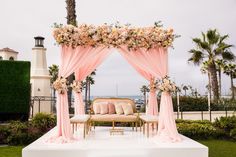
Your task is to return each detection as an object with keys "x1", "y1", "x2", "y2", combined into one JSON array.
[
  {"x1": 70, "y1": 115, "x2": 90, "y2": 139},
  {"x1": 140, "y1": 115, "x2": 158, "y2": 138},
  {"x1": 109, "y1": 120, "x2": 124, "y2": 135}
]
